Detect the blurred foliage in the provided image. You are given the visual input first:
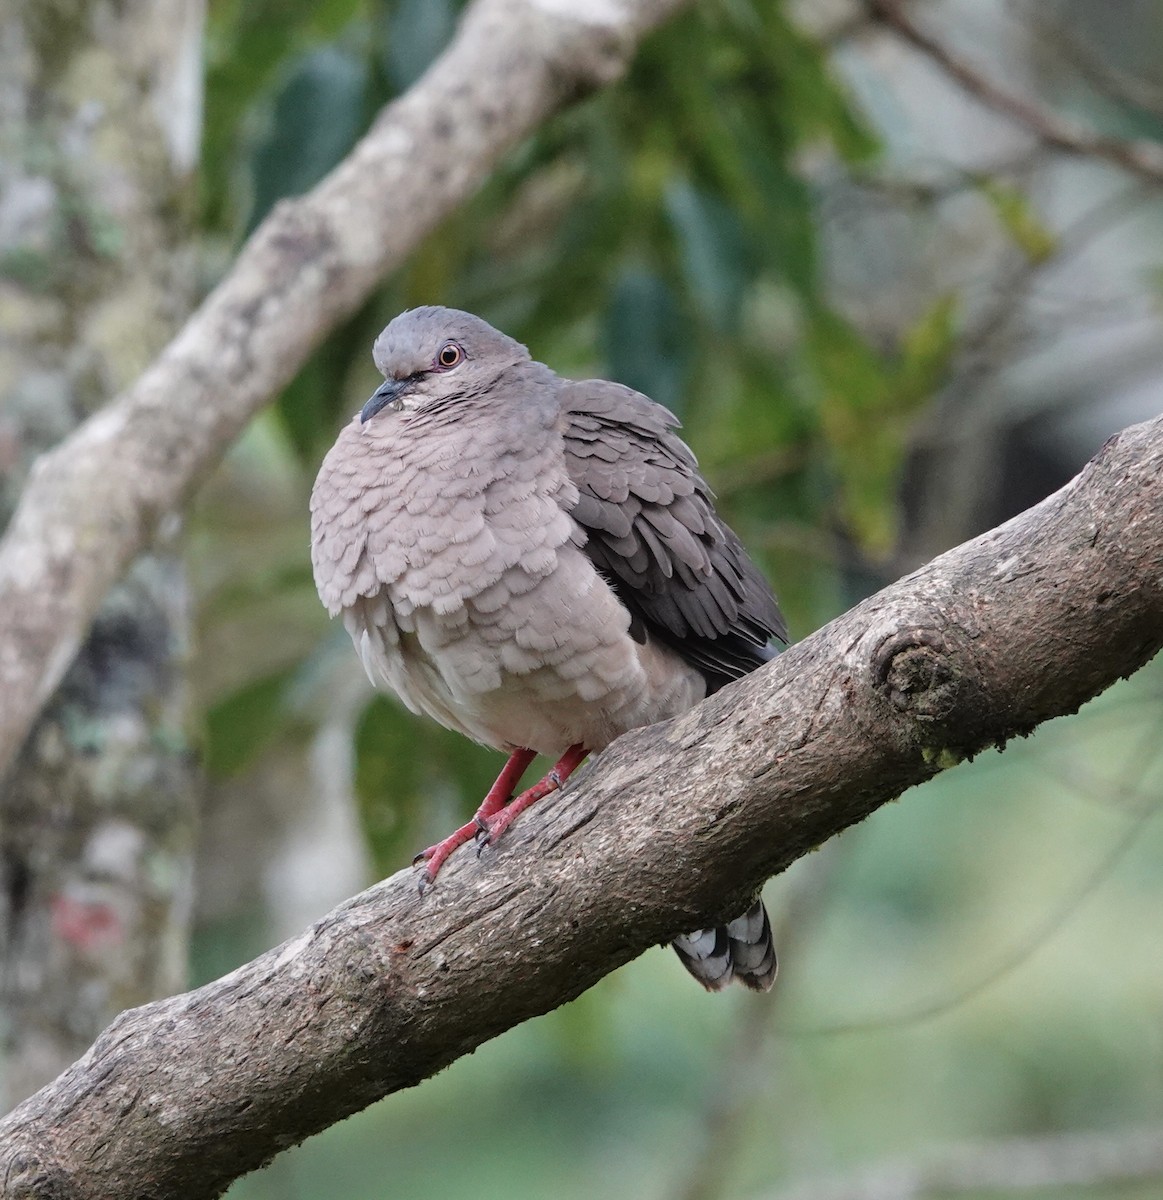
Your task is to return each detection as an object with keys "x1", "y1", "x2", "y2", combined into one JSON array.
[
  {"x1": 808, "y1": 296, "x2": 957, "y2": 553},
  {"x1": 180, "y1": 0, "x2": 1163, "y2": 1197},
  {"x1": 981, "y1": 180, "x2": 1059, "y2": 264}
]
